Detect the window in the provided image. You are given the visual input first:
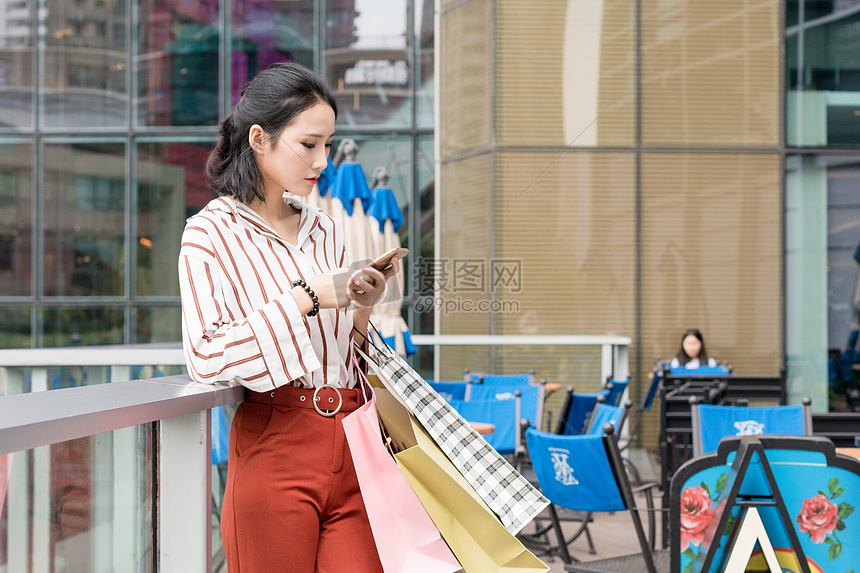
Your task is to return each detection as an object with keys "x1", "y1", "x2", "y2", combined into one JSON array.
[{"x1": 74, "y1": 175, "x2": 123, "y2": 211}]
